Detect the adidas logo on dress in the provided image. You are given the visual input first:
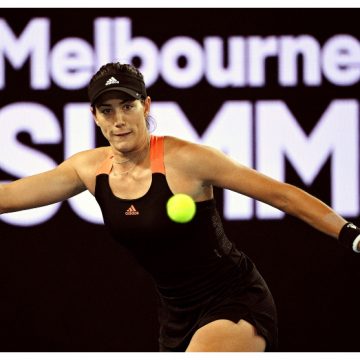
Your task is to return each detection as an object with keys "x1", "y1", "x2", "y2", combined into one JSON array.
[
  {"x1": 125, "y1": 205, "x2": 139, "y2": 215},
  {"x1": 105, "y1": 77, "x2": 120, "y2": 86}
]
